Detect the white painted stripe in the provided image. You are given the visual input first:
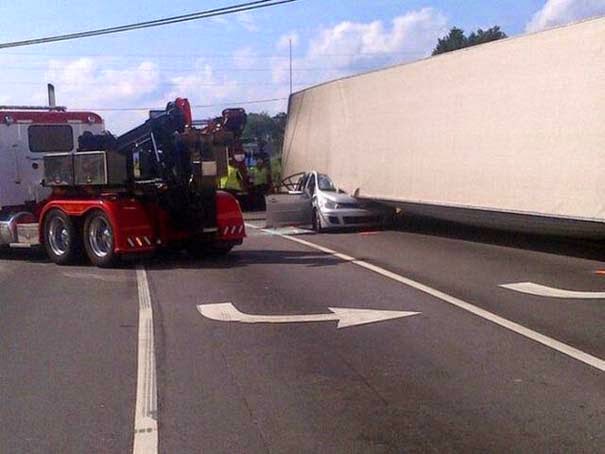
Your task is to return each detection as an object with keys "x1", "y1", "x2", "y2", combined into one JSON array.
[
  {"x1": 133, "y1": 267, "x2": 158, "y2": 454},
  {"x1": 501, "y1": 282, "x2": 605, "y2": 299},
  {"x1": 247, "y1": 224, "x2": 605, "y2": 373}
]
